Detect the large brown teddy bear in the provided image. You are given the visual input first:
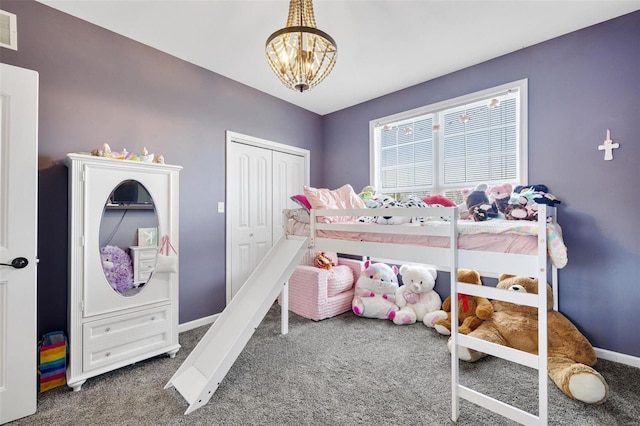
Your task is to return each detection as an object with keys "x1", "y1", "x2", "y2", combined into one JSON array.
[
  {"x1": 434, "y1": 269, "x2": 493, "y2": 335},
  {"x1": 450, "y1": 274, "x2": 609, "y2": 404}
]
